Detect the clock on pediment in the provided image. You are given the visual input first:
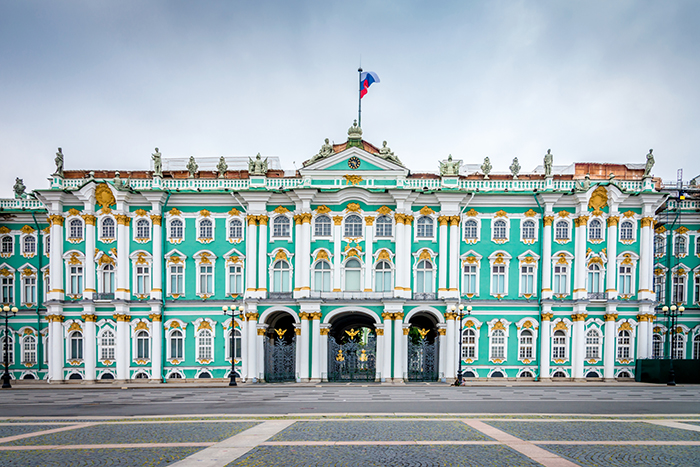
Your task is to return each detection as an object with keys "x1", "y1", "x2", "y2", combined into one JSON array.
[{"x1": 348, "y1": 156, "x2": 361, "y2": 170}]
